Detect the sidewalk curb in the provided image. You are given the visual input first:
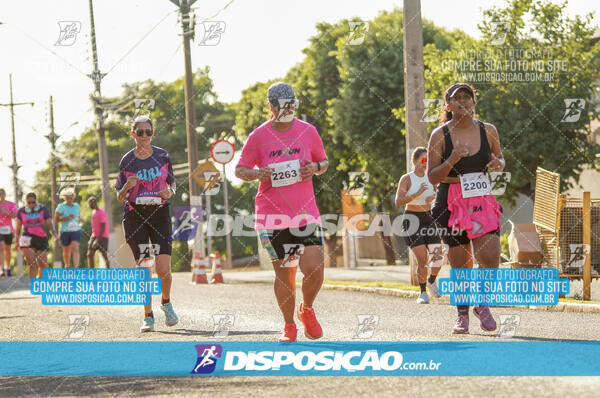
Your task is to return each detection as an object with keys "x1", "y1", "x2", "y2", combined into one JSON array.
[{"x1": 321, "y1": 283, "x2": 600, "y2": 314}]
